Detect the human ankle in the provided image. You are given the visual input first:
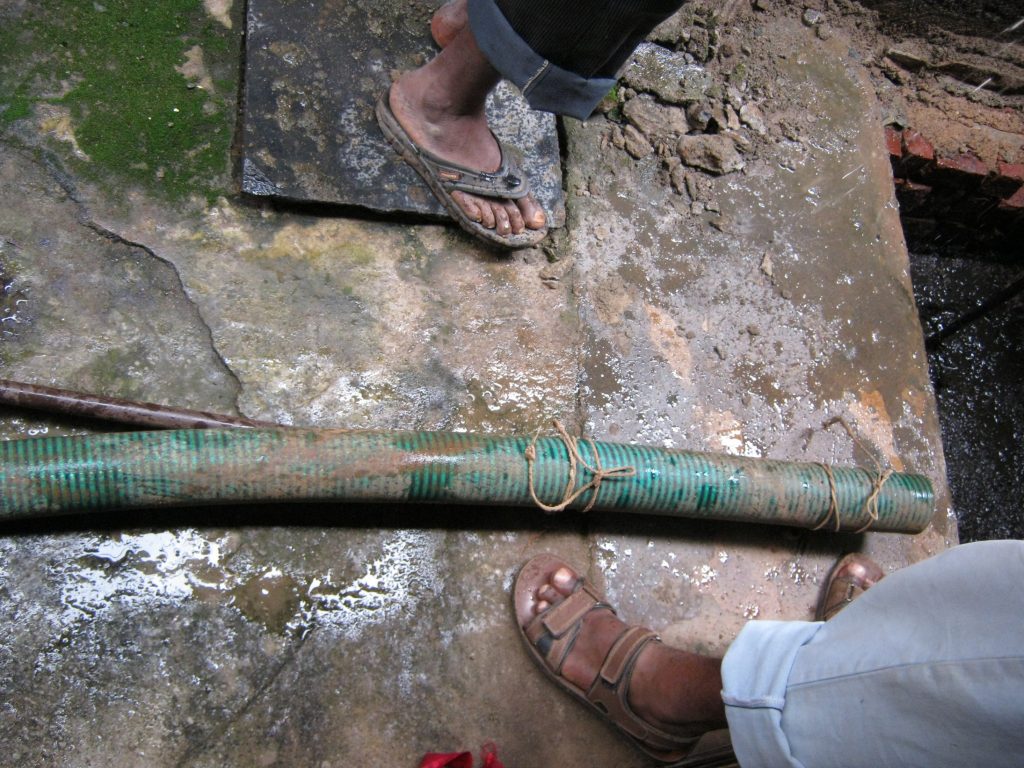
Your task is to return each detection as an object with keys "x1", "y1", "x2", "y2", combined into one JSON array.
[
  {"x1": 395, "y1": 67, "x2": 486, "y2": 124},
  {"x1": 629, "y1": 645, "x2": 726, "y2": 730}
]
